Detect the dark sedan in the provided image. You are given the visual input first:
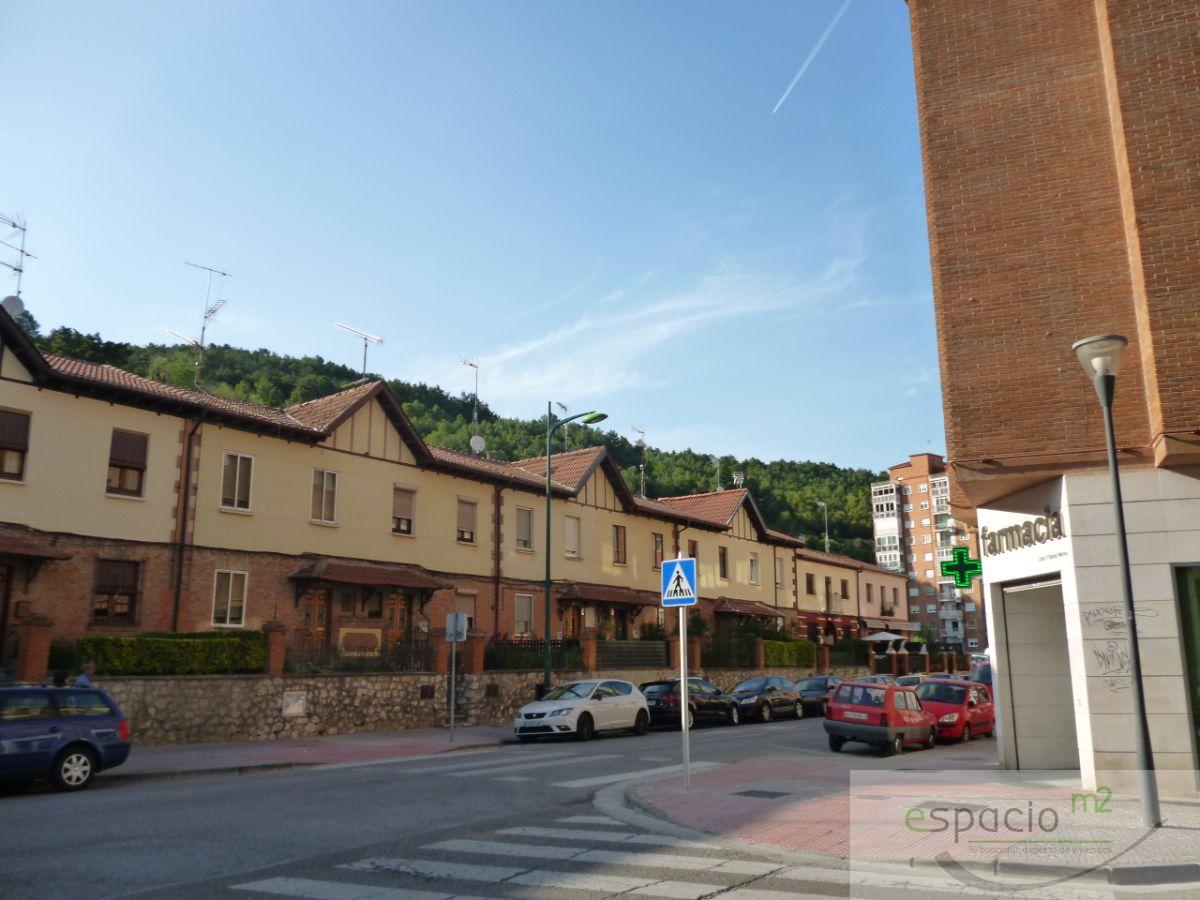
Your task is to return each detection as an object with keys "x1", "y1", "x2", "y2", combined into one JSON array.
[
  {"x1": 729, "y1": 676, "x2": 803, "y2": 722},
  {"x1": 794, "y1": 675, "x2": 842, "y2": 715},
  {"x1": 641, "y1": 677, "x2": 742, "y2": 728}
]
